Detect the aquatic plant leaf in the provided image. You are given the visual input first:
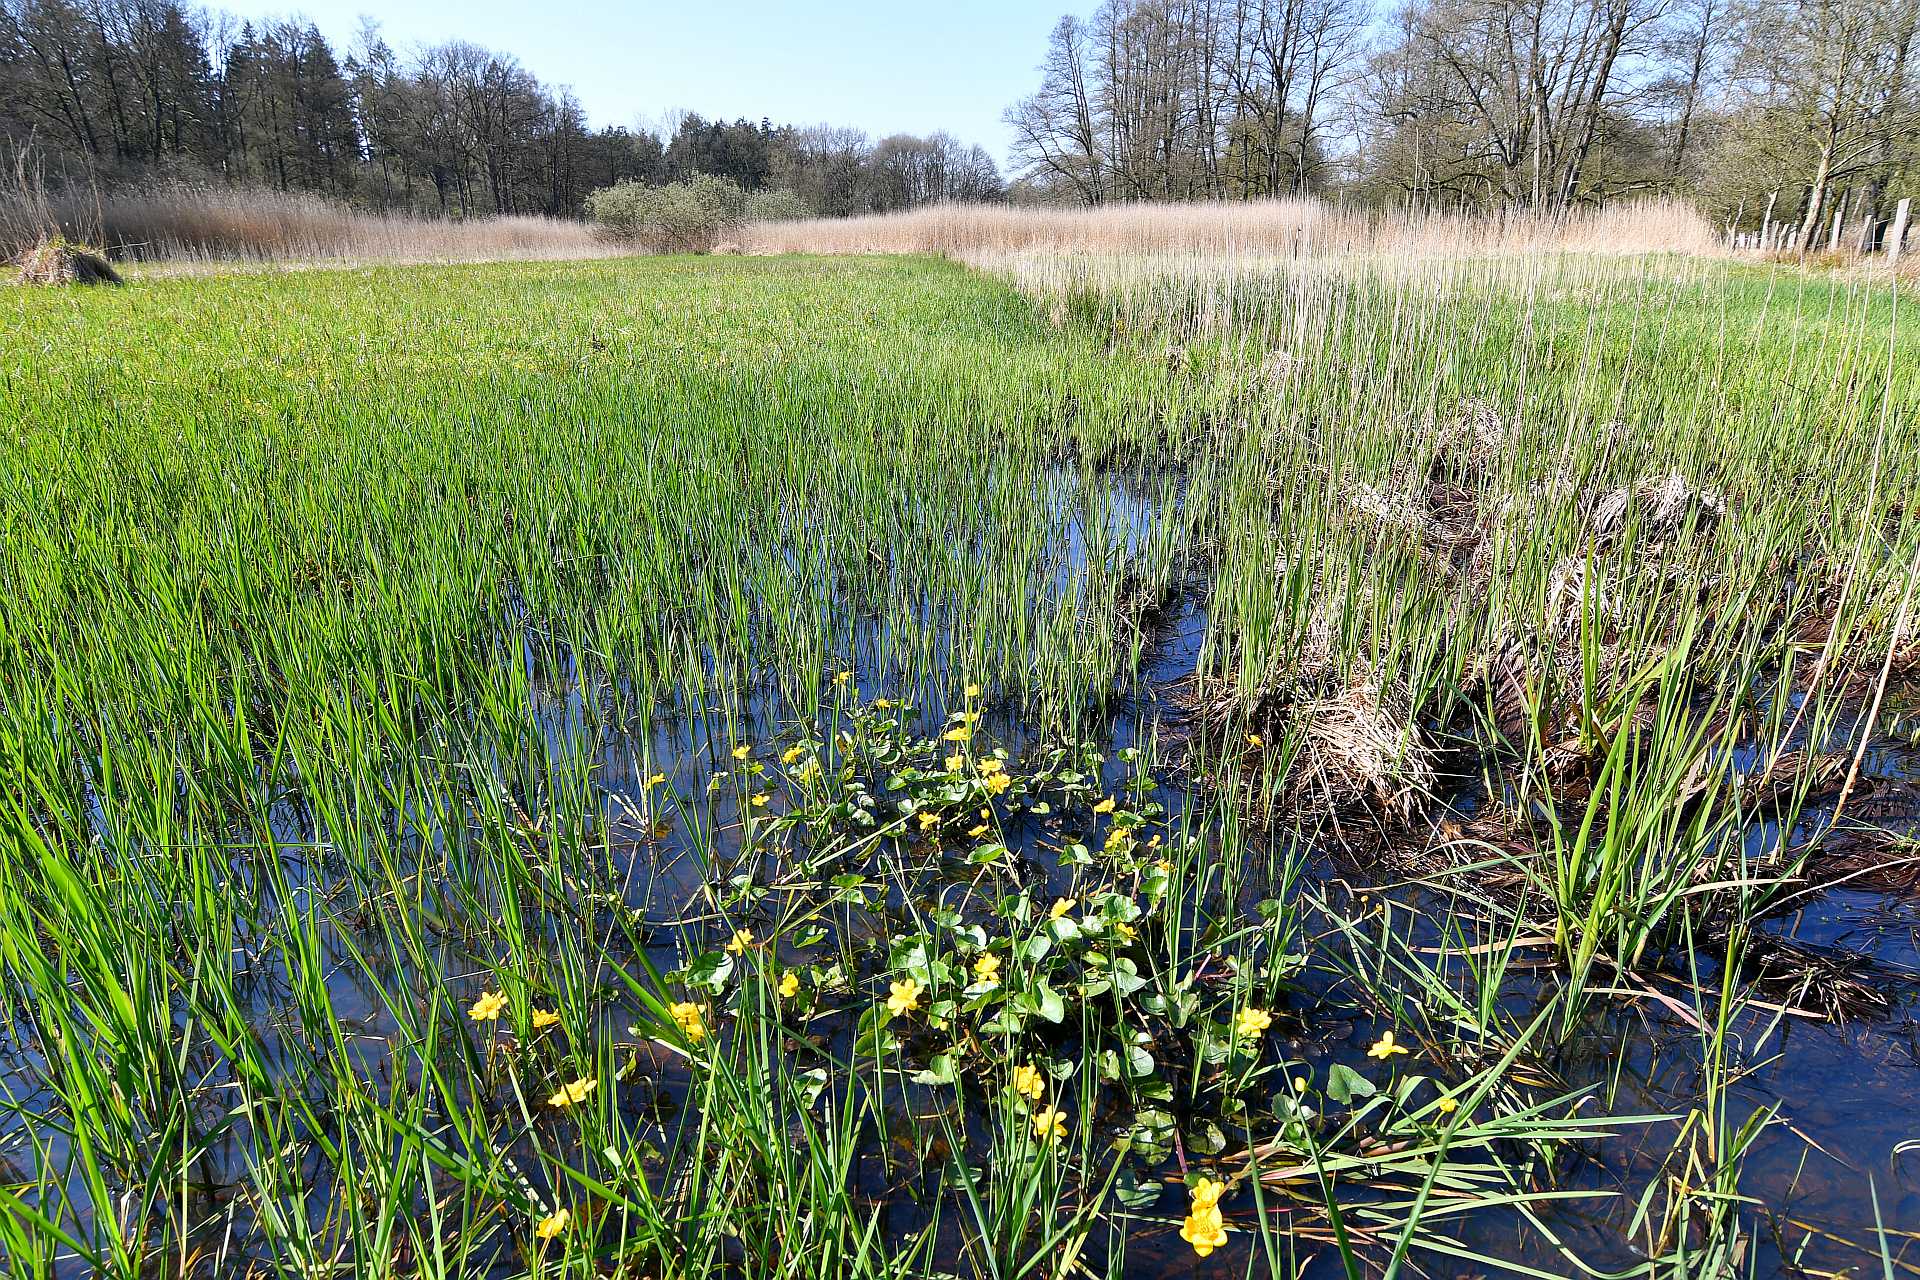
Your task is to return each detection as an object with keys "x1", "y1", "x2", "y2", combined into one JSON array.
[{"x1": 1327, "y1": 1063, "x2": 1376, "y2": 1104}]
